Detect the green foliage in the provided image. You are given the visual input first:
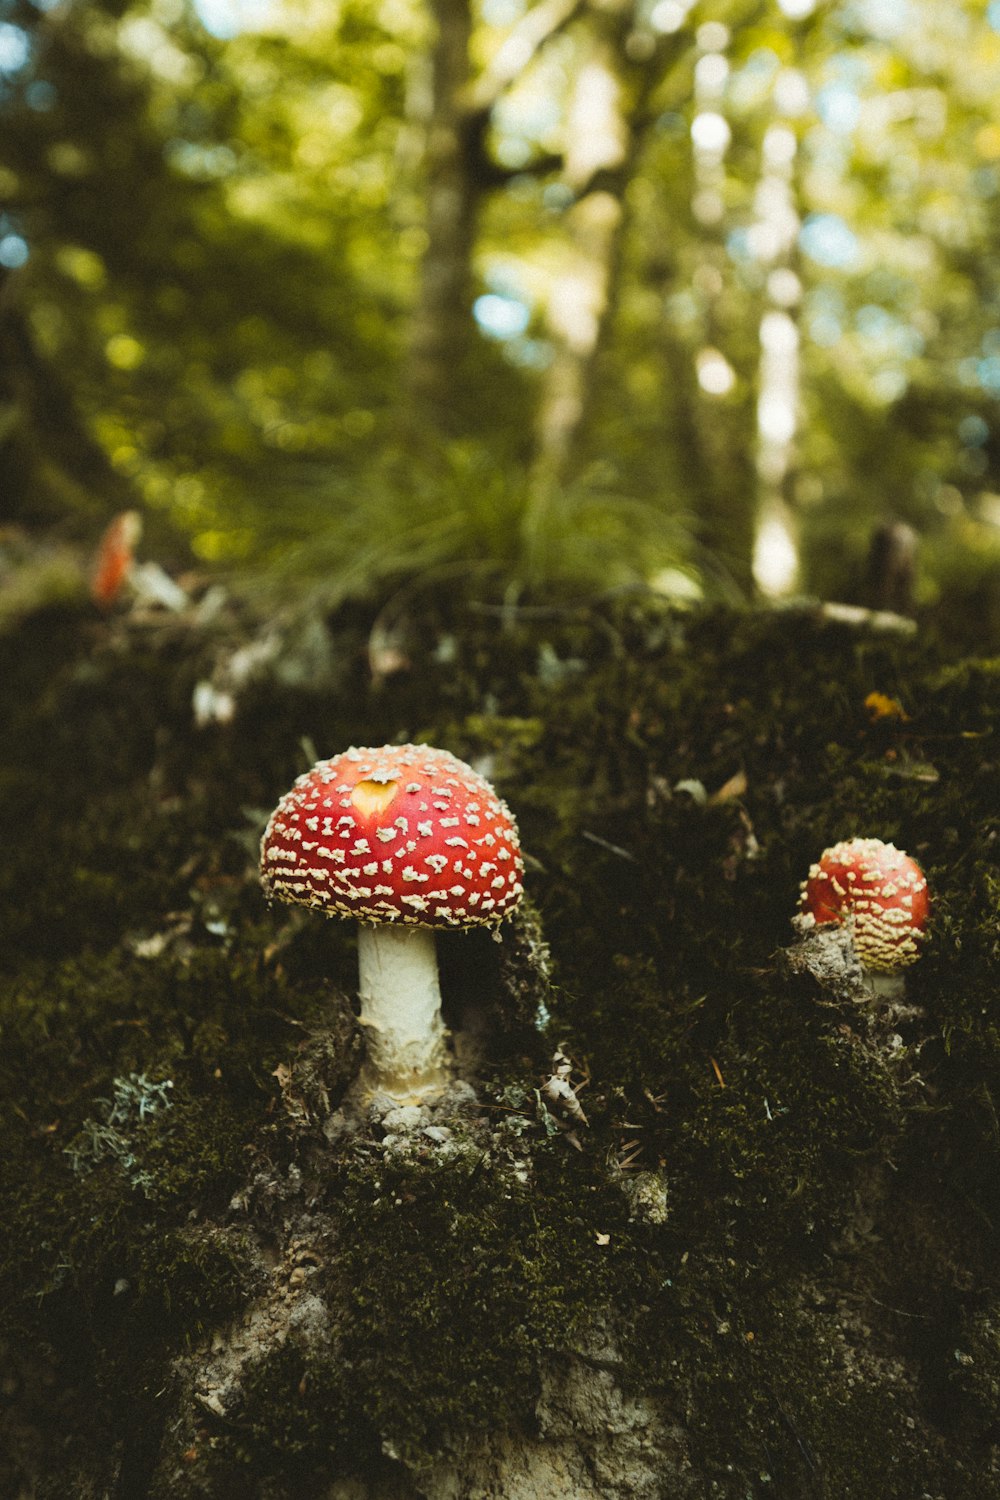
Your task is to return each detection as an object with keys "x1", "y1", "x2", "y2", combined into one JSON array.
[
  {"x1": 5, "y1": 0, "x2": 1000, "y2": 624},
  {"x1": 262, "y1": 443, "x2": 693, "y2": 607}
]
